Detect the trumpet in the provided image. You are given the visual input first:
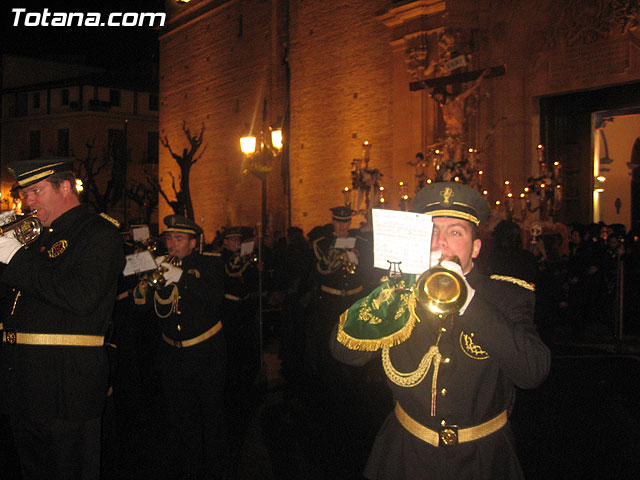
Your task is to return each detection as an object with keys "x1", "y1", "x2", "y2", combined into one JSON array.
[
  {"x1": 414, "y1": 255, "x2": 467, "y2": 316},
  {"x1": 143, "y1": 255, "x2": 180, "y2": 287},
  {"x1": 0, "y1": 210, "x2": 42, "y2": 245}
]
